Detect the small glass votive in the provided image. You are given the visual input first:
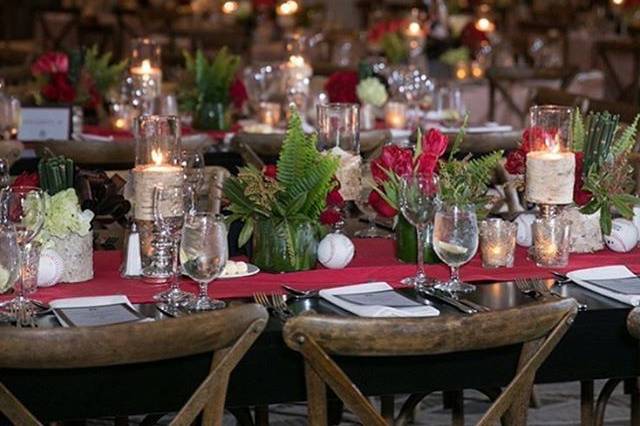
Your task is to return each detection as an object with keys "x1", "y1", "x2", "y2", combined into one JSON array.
[
  {"x1": 480, "y1": 219, "x2": 516, "y2": 268},
  {"x1": 384, "y1": 101, "x2": 407, "y2": 129},
  {"x1": 532, "y1": 215, "x2": 571, "y2": 268},
  {"x1": 258, "y1": 102, "x2": 281, "y2": 127},
  {"x1": 21, "y1": 241, "x2": 42, "y2": 295}
]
